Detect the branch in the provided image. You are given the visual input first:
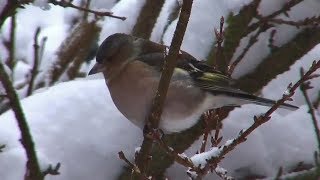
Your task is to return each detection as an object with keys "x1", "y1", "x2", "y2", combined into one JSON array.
[
  {"x1": 300, "y1": 68, "x2": 320, "y2": 152},
  {"x1": 195, "y1": 60, "x2": 320, "y2": 178},
  {"x1": 228, "y1": 25, "x2": 269, "y2": 76},
  {"x1": 247, "y1": 0, "x2": 303, "y2": 34},
  {"x1": 0, "y1": 61, "x2": 43, "y2": 180},
  {"x1": 27, "y1": 27, "x2": 41, "y2": 96},
  {"x1": 42, "y1": 163, "x2": 61, "y2": 176},
  {"x1": 45, "y1": 20, "x2": 100, "y2": 86},
  {"x1": 48, "y1": 0, "x2": 126, "y2": 20},
  {"x1": 135, "y1": 0, "x2": 194, "y2": 175},
  {"x1": 0, "y1": 144, "x2": 5, "y2": 152},
  {"x1": 212, "y1": 16, "x2": 225, "y2": 71},
  {"x1": 260, "y1": 16, "x2": 320, "y2": 28},
  {"x1": 6, "y1": 13, "x2": 16, "y2": 71}
]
